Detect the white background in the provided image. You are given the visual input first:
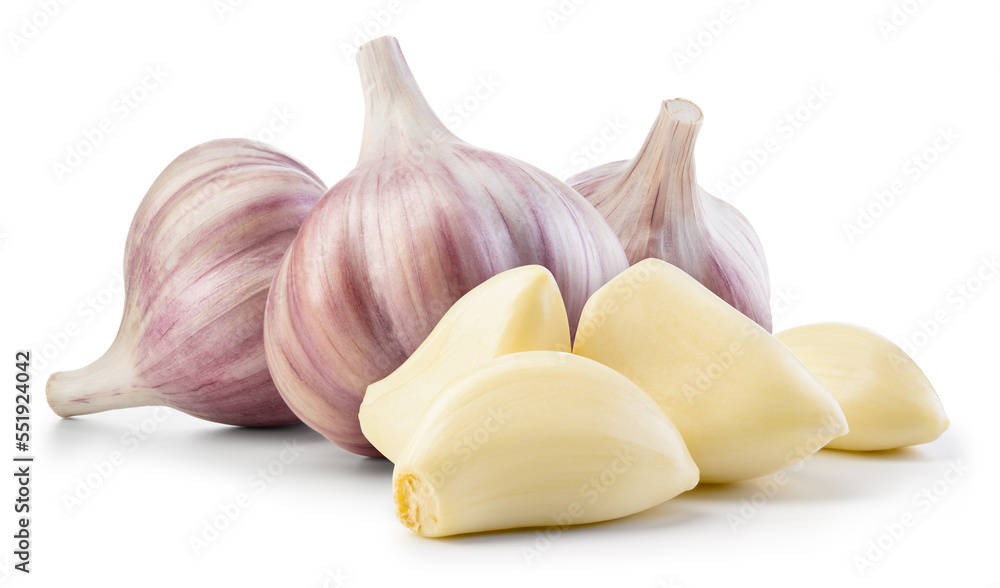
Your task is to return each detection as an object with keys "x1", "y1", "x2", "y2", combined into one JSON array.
[{"x1": 1, "y1": 0, "x2": 997, "y2": 586}]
